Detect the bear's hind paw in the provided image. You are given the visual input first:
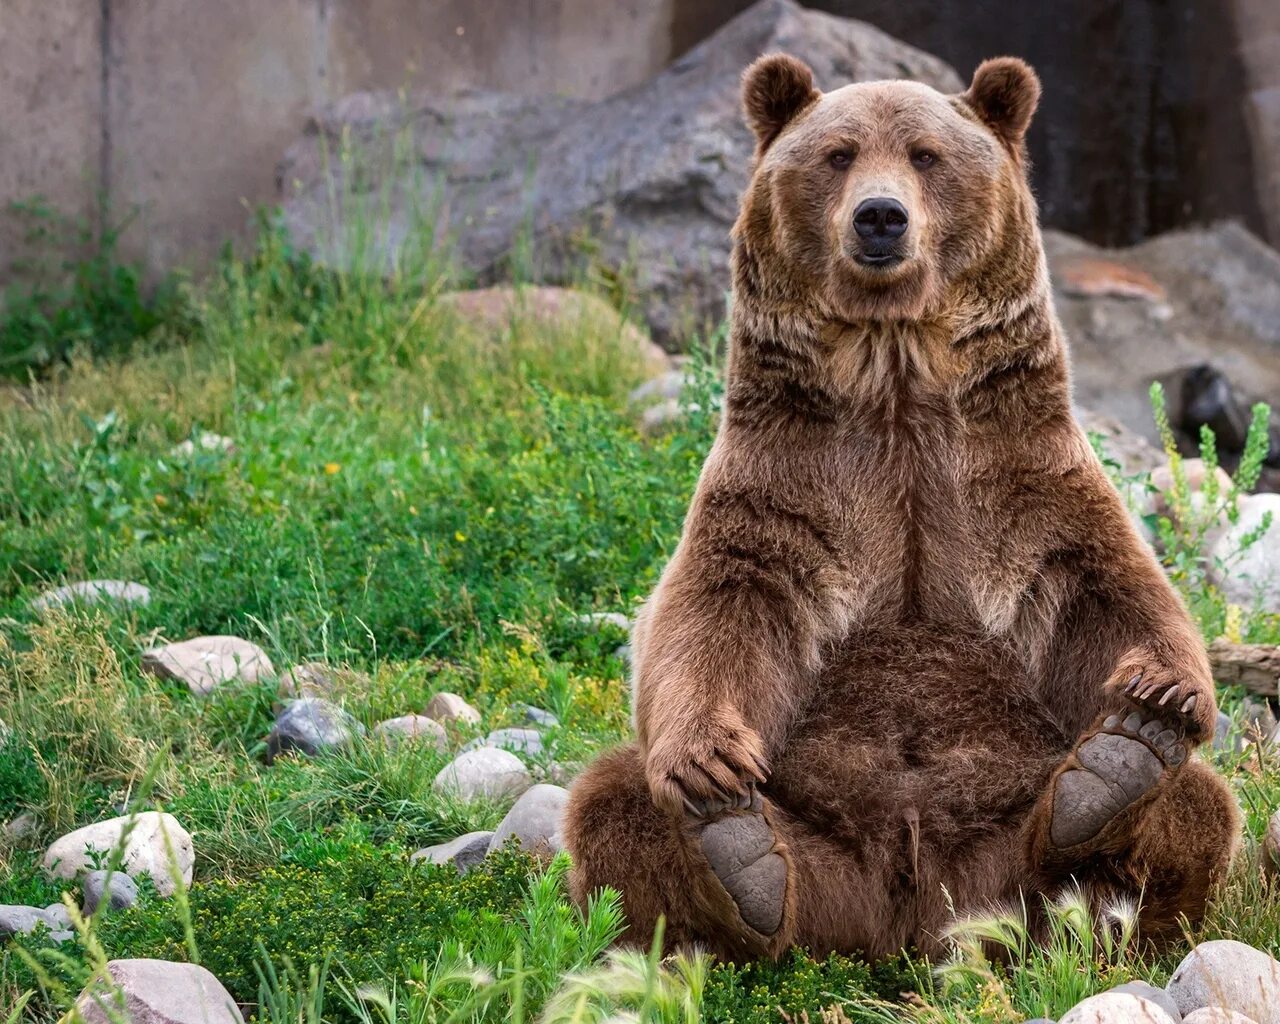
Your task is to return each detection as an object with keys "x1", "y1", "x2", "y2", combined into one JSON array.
[
  {"x1": 1049, "y1": 711, "x2": 1186, "y2": 850},
  {"x1": 697, "y1": 794, "x2": 787, "y2": 936}
]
